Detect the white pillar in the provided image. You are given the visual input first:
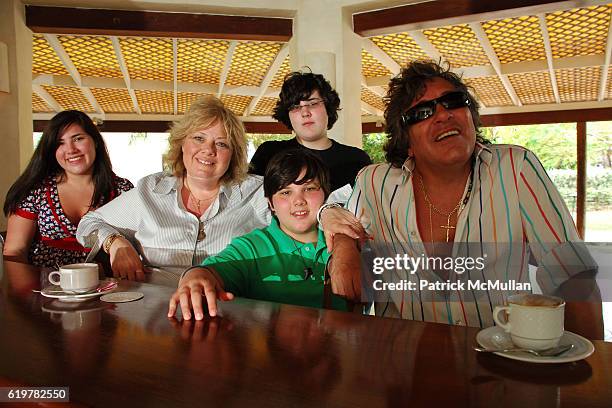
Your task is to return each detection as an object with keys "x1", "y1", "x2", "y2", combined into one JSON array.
[
  {"x1": 0, "y1": 0, "x2": 32, "y2": 228},
  {"x1": 292, "y1": 0, "x2": 362, "y2": 148}
]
